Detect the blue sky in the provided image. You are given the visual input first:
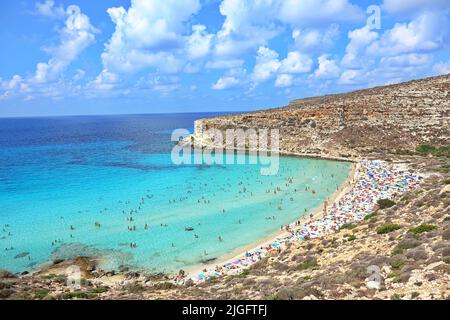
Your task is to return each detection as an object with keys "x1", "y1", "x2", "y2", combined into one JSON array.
[{"x1": 1, "y1": 0, "x2": 449, "y2": 117}]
